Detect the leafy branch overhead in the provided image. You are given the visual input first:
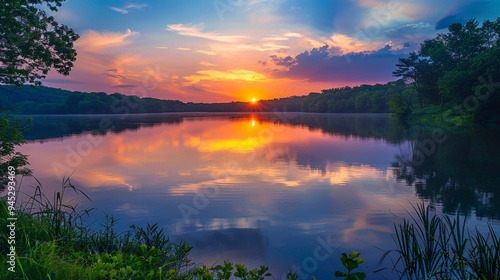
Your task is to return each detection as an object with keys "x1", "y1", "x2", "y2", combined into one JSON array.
[{"x1": 0, "y1": 0, "x2": 79, "y2": 86}]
